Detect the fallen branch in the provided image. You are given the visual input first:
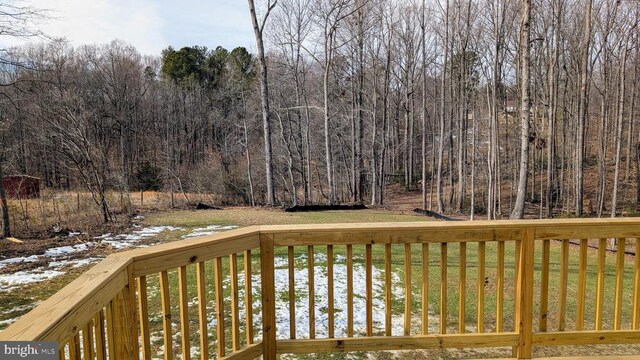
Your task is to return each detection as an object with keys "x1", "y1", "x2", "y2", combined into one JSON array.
[
  {"x1": 188, "y1": 202, "x2": 223, "y2": 210},
  {"x1": 285, "y1": 204, "x2": 368, "y2": 212},
  {"x1": 413, "y1": 208, "x2": 460, "y2": 221}
]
